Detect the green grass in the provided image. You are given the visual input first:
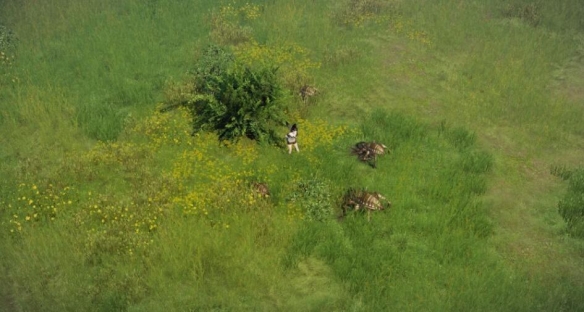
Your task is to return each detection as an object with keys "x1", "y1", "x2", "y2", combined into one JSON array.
[{"x1": 1, "y1": 0, "x2": 584, "y2": 311}]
